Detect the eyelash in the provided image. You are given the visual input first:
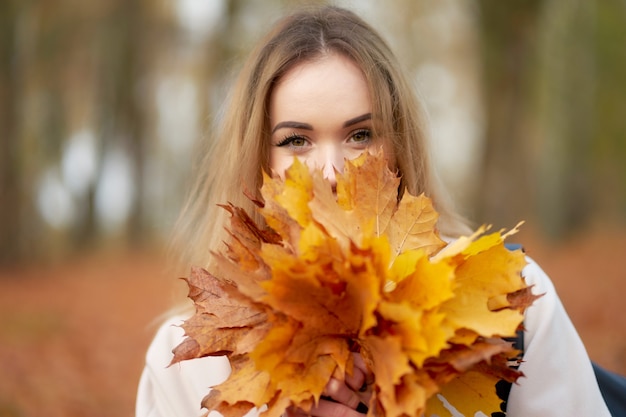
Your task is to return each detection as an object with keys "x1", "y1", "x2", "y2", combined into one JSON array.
[
  {"x1": 275, "y1": 129, "x2": 372, "y2": 147},
  {"x1": 276, "y1": 133, "x2": 306, "y2": 147}
]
